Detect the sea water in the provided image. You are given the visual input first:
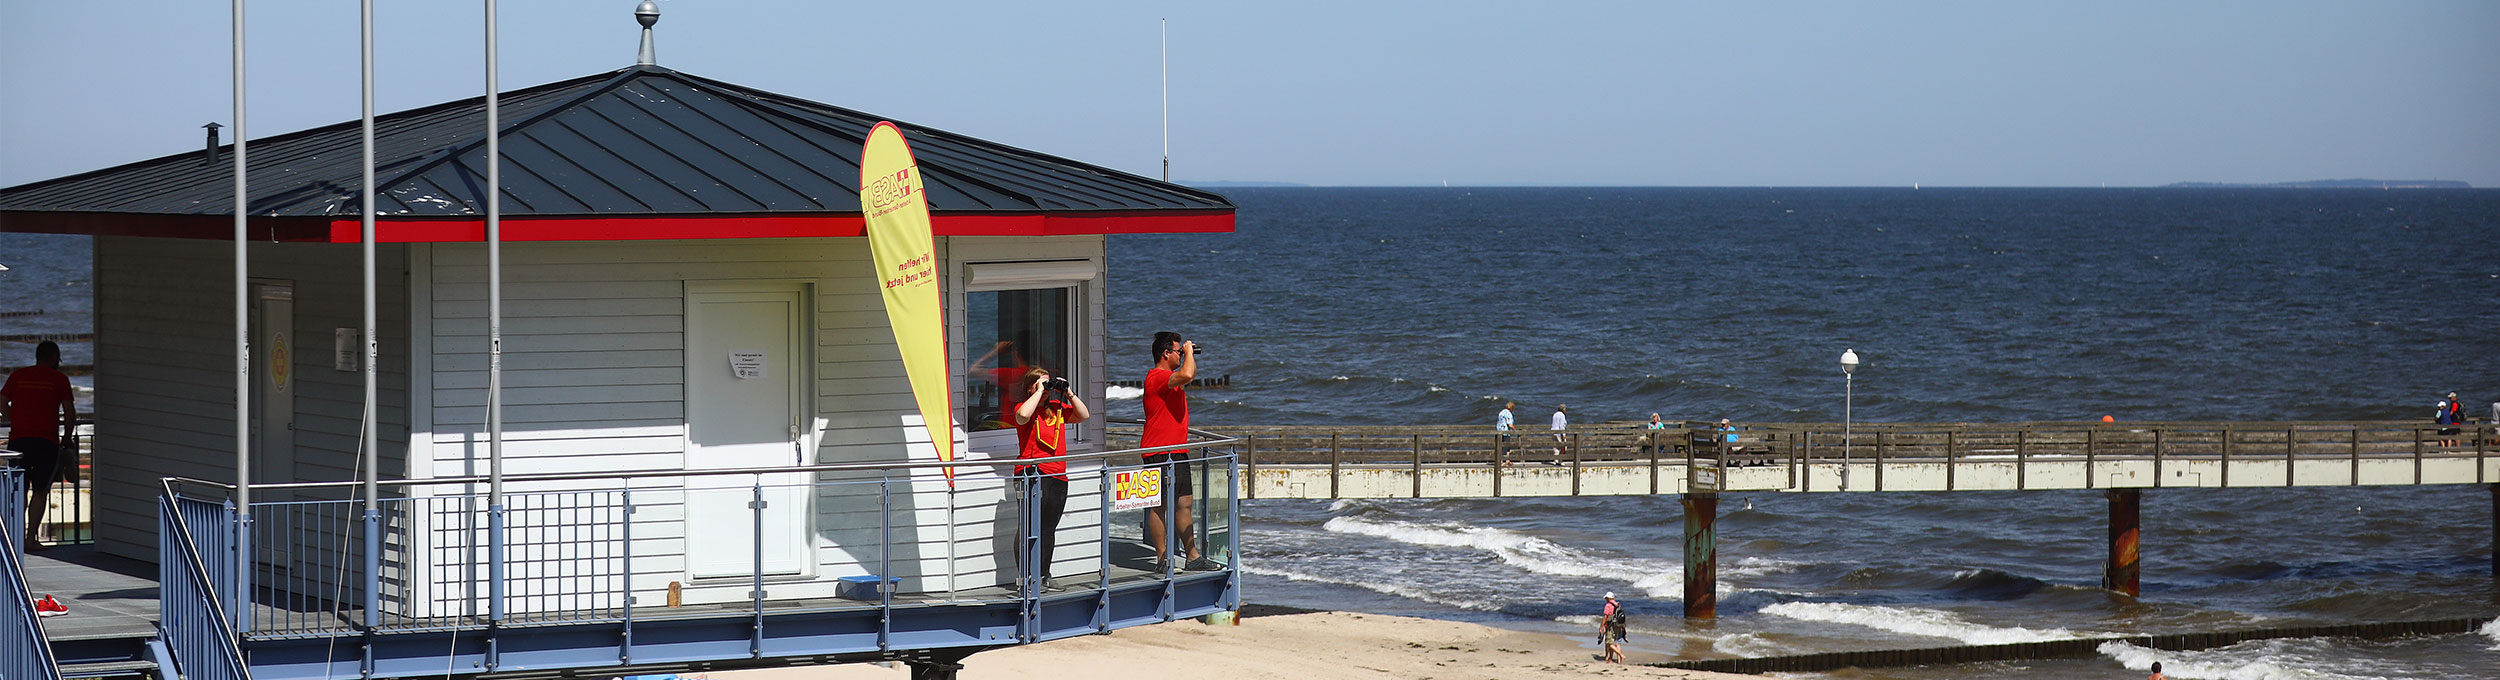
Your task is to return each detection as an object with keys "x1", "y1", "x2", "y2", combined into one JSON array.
[
  {"x1": 8, "y1": 188, "x2": 2497, "y2": 678},
  {"x1": 1104, "y1": 187, "x2": 2500, "y2": 679}
]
